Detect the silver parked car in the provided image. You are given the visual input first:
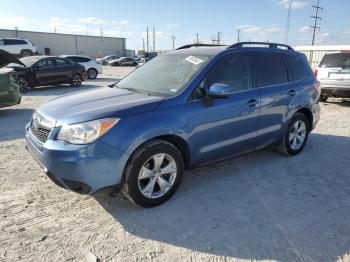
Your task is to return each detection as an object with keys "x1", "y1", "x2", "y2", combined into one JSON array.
[{"x1": 316, "y1": 52, "x2": 350, "y2": 102}]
